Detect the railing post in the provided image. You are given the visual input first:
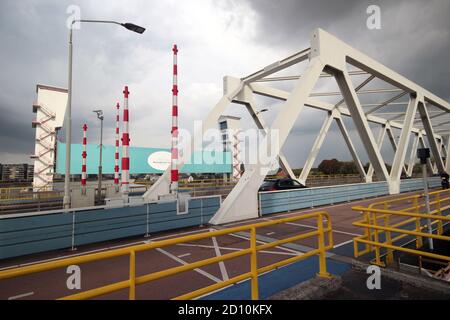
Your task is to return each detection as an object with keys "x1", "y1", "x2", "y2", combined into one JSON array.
[
  {"x1": 71, "y1": 210, "x2": 76, "y2": 251},
  {"x1": 145, "y1": 203, "x2": 150, "y2": 238},
  {"x1": 129, "y1": 250, "x2": 136, "y2": 300},
  {"x1": 365, "y1": 211, "x2": 373, "y2": 253},
  {"x1": 413, "y1": 197, "x2": 423, "y2": 248},
  {"x1": 384, "y1": 214, "x2": 393, "y2": 265},
  {"x1": 317, "y1": 213, "x2": 331, "y2": 278},
  {"x1": 436, "y1": 193, "x2": 443, "y2": 235},
  {"x1": 370, "y1": 211, "x2": 385, "y2": 267},
  {"x1": 250, "y1": 226, "x2": 259, "y2": 300}
]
